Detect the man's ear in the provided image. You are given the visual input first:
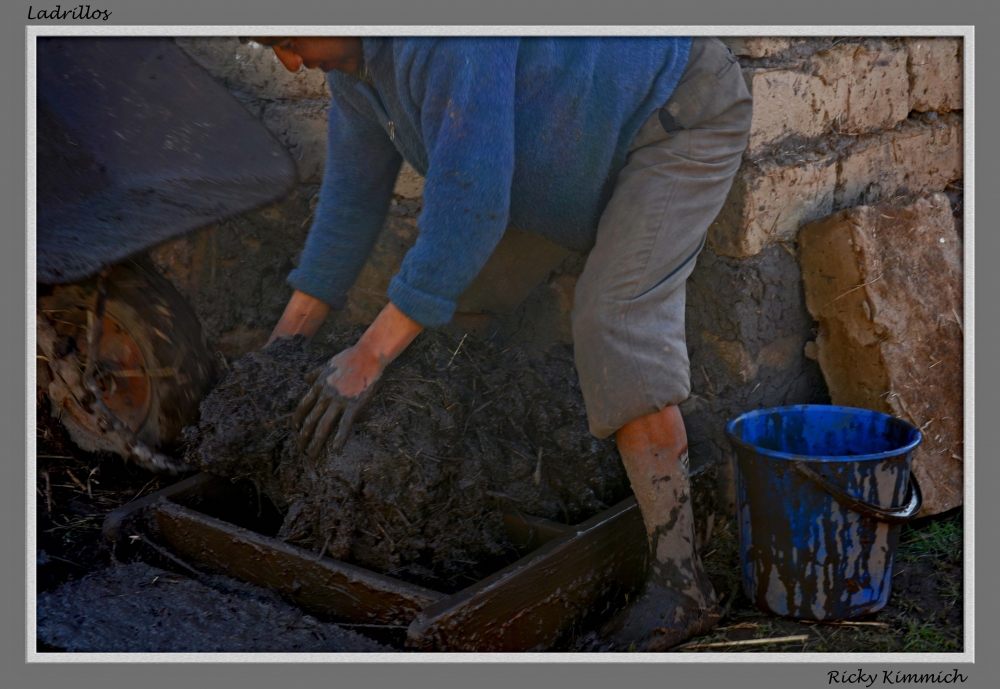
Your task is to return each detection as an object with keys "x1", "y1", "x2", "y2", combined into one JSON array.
[{"x1": 270, "y1": 44, "x2": 304, "y2": 73}]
